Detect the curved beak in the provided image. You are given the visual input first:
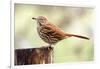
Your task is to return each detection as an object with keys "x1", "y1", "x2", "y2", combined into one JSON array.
[{"x1": 32, "y1": 17, "x2": 37, "y2": 20}]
